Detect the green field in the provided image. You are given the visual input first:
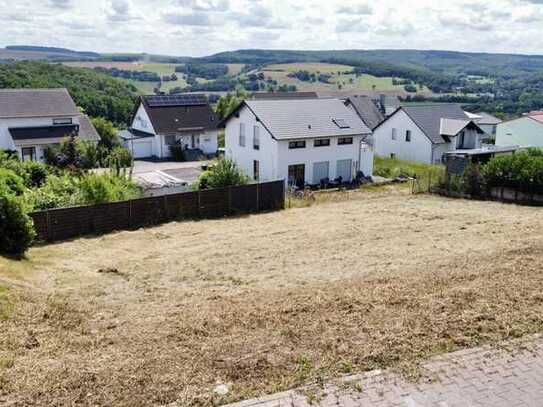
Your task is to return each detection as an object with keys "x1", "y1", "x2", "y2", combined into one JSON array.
[{"x1": 253, "y1": 63, "x2": 432, "y2": 95}]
